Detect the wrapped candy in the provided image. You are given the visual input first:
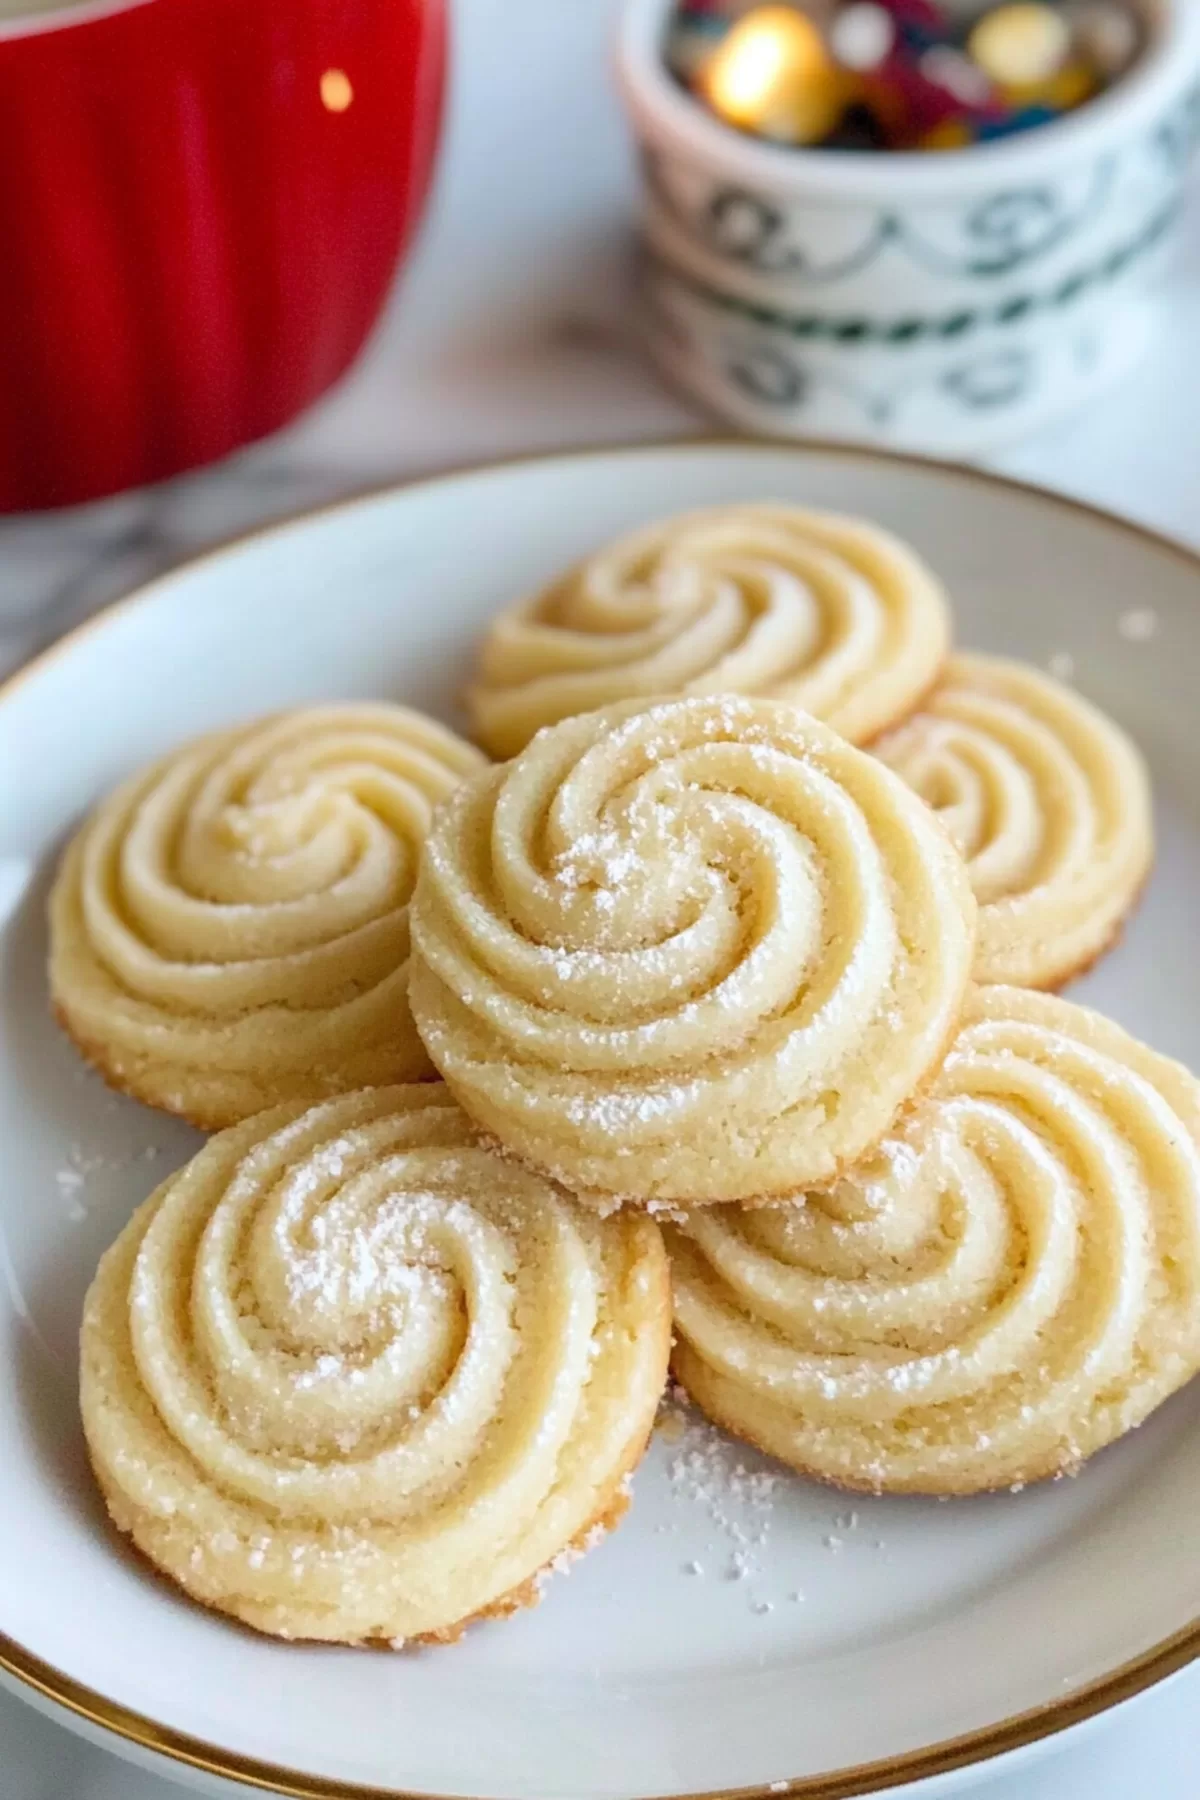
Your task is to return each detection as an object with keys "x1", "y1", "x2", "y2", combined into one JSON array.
[
  {"x1": 1066, "y1": 0, "x2": 1143, "y2": 78},
  {"x1": 829, "y1": 5, "x2": 897, "y2": 71},
  {"x1": 701, "y1": 4, "x2": 853, "y2": 142},
  {"x1": 968, "y1": 3, "x2": 1073, "y2": 85},
  {"x1": 968, "y1": 3, "x2": 1098, "y2": 137},
  {"x1": 666, "y1": 0, "x2": 1143, "y2": 153},
  {"x1": 849, "y1": 4, "x2": 1004, "y2": 149}
]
